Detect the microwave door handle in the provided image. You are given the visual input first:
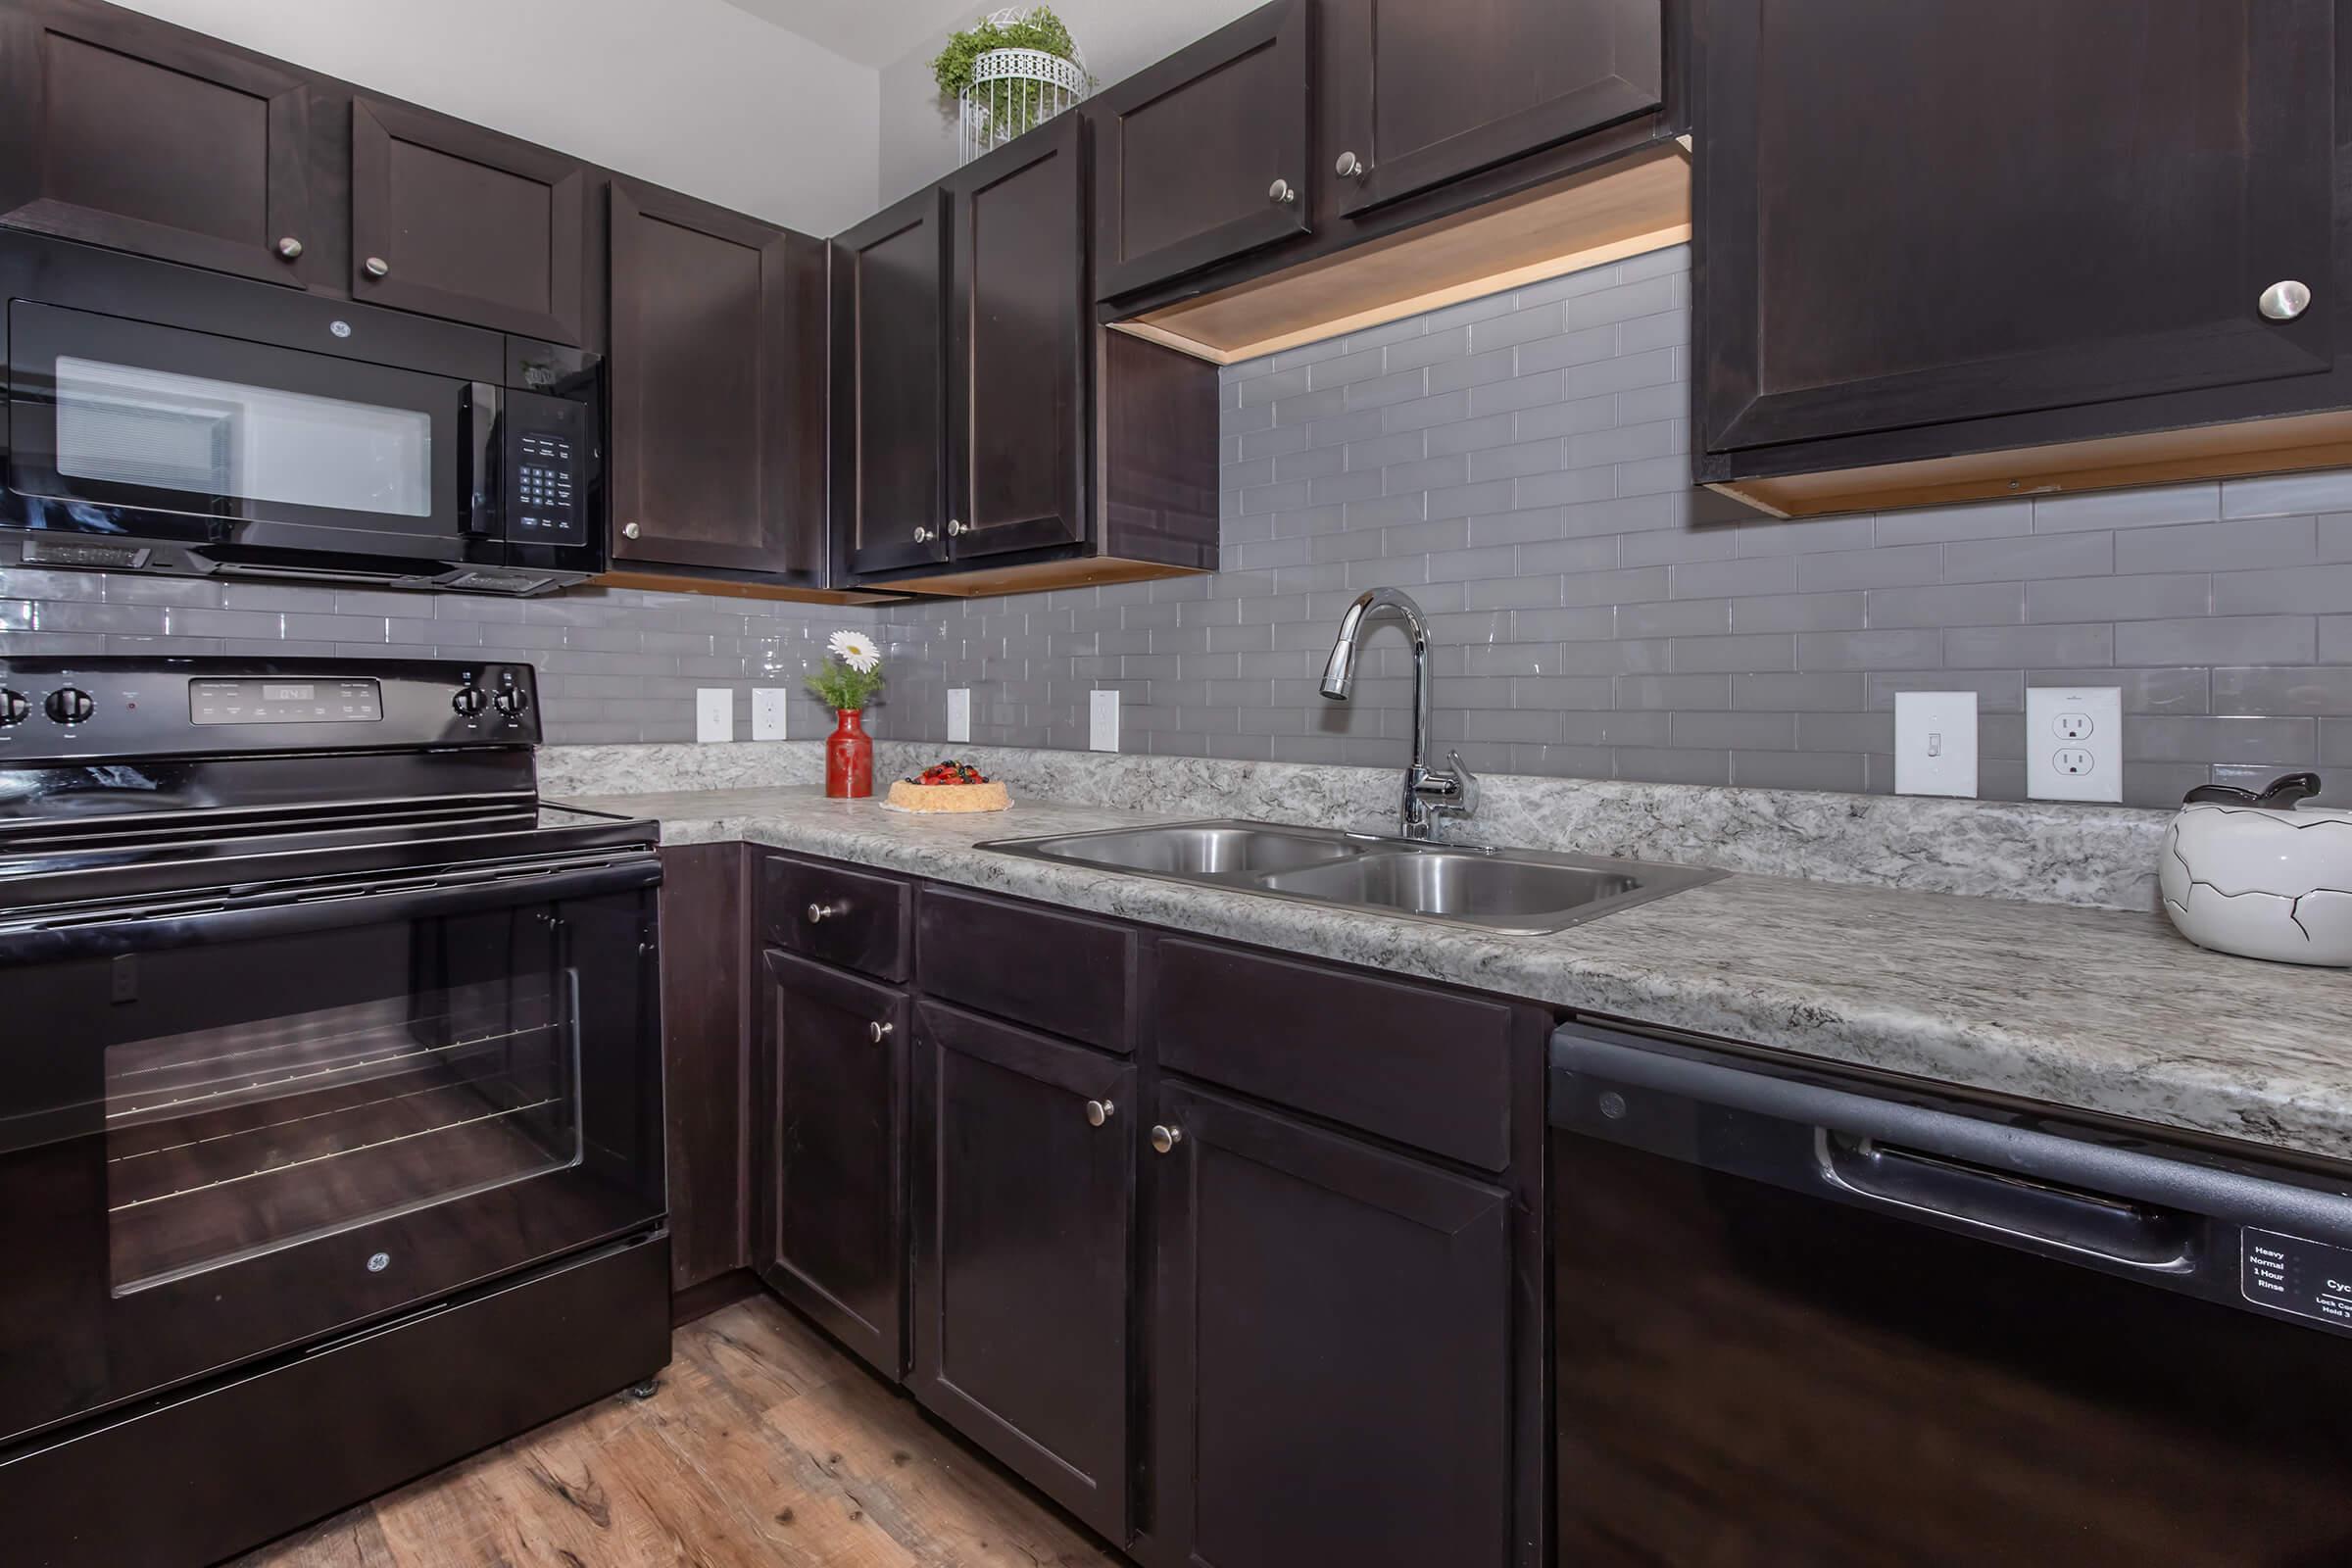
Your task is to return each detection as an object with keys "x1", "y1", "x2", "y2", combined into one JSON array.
[{"x1": 464, "y1": 380, "x2": 502, "y2": 536}]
